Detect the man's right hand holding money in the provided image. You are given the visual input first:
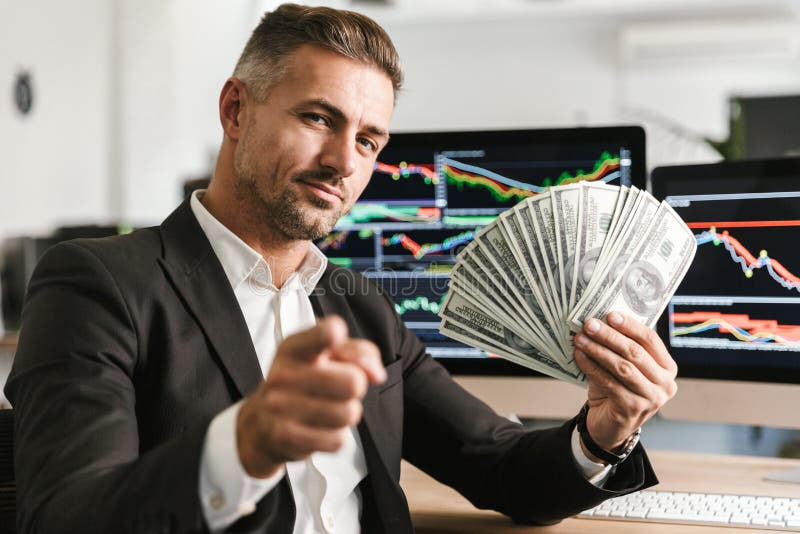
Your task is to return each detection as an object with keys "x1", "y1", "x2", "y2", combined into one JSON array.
[{"x1": 573, "y1": 311, "x2": 678, "y2": 463}]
